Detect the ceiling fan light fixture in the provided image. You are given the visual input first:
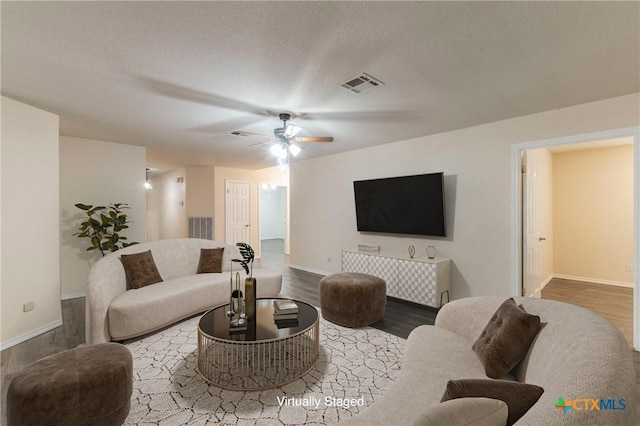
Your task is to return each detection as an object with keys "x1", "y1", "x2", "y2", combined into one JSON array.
[
  {"x1": 270, "y1": 143, "x2": 288, "y2": 159},
  {"x1": 288, "y1": 143, "x2": 301, "y2": 157},
  {"x1": 283, "y1": 124, "x2": 301, "y2": 138}
]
